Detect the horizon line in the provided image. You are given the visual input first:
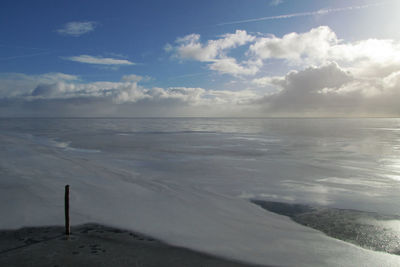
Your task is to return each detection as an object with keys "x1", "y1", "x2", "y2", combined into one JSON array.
[{"x1": 1, "y1": 116, "x2": 399, "y2": 120}]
